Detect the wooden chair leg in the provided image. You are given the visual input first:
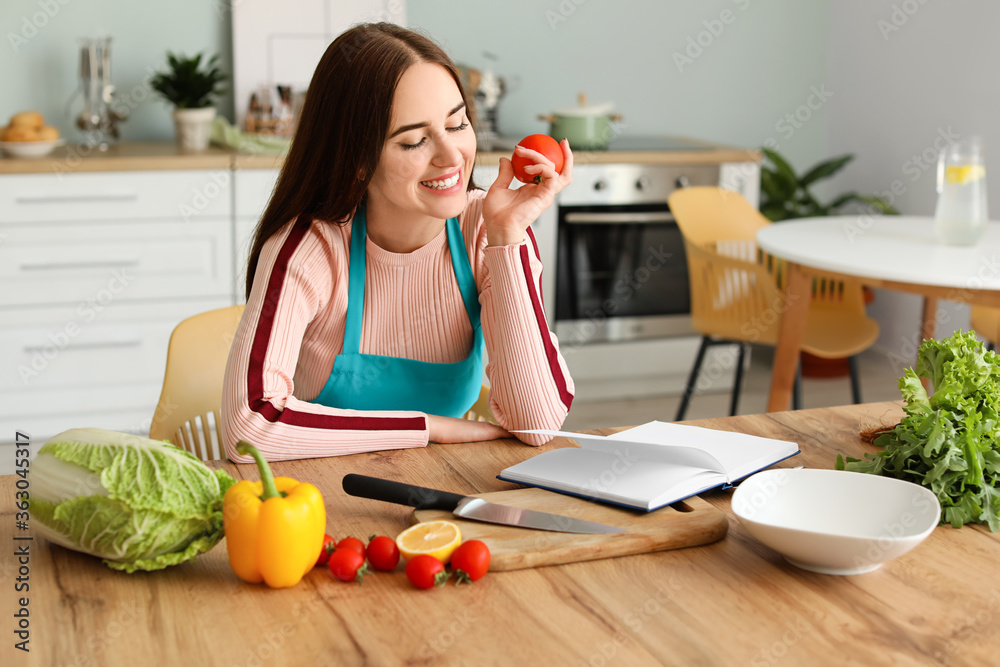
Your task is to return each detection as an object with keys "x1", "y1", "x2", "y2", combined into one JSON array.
[
  {"x1": 792, "y1": 362, "x2": 802, "y2": 411},
  {"x1": 676, "y1": 336, "x2": 711, "y2": 422},
  {"x1": 848, "y1": 355, "x2": 863, "y2": 404},
  {"x1": 729, "y1": 343, "x2": 749, "y2": 417}
]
